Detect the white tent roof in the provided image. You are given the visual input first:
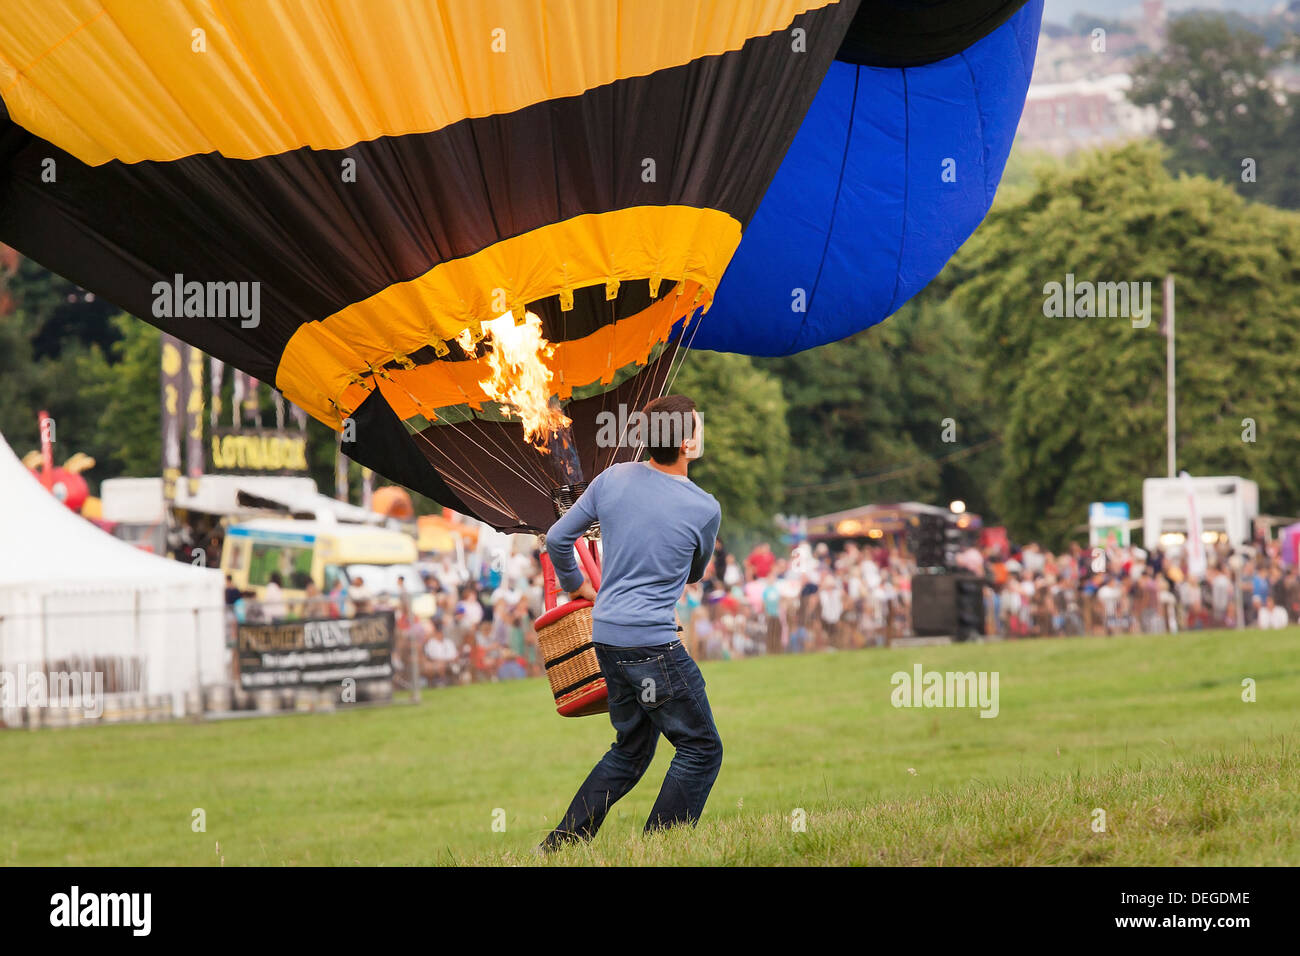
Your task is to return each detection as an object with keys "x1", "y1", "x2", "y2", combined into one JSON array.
[
  {"x1": 100, "y1": 474, "x2": 382, "y2": 525},
  {"x1": 305, "y1": 493, "x2": 384, "y2": 524},
  {"x1": 0, "y1": 433, "x2": 219, "y2": 589}
]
